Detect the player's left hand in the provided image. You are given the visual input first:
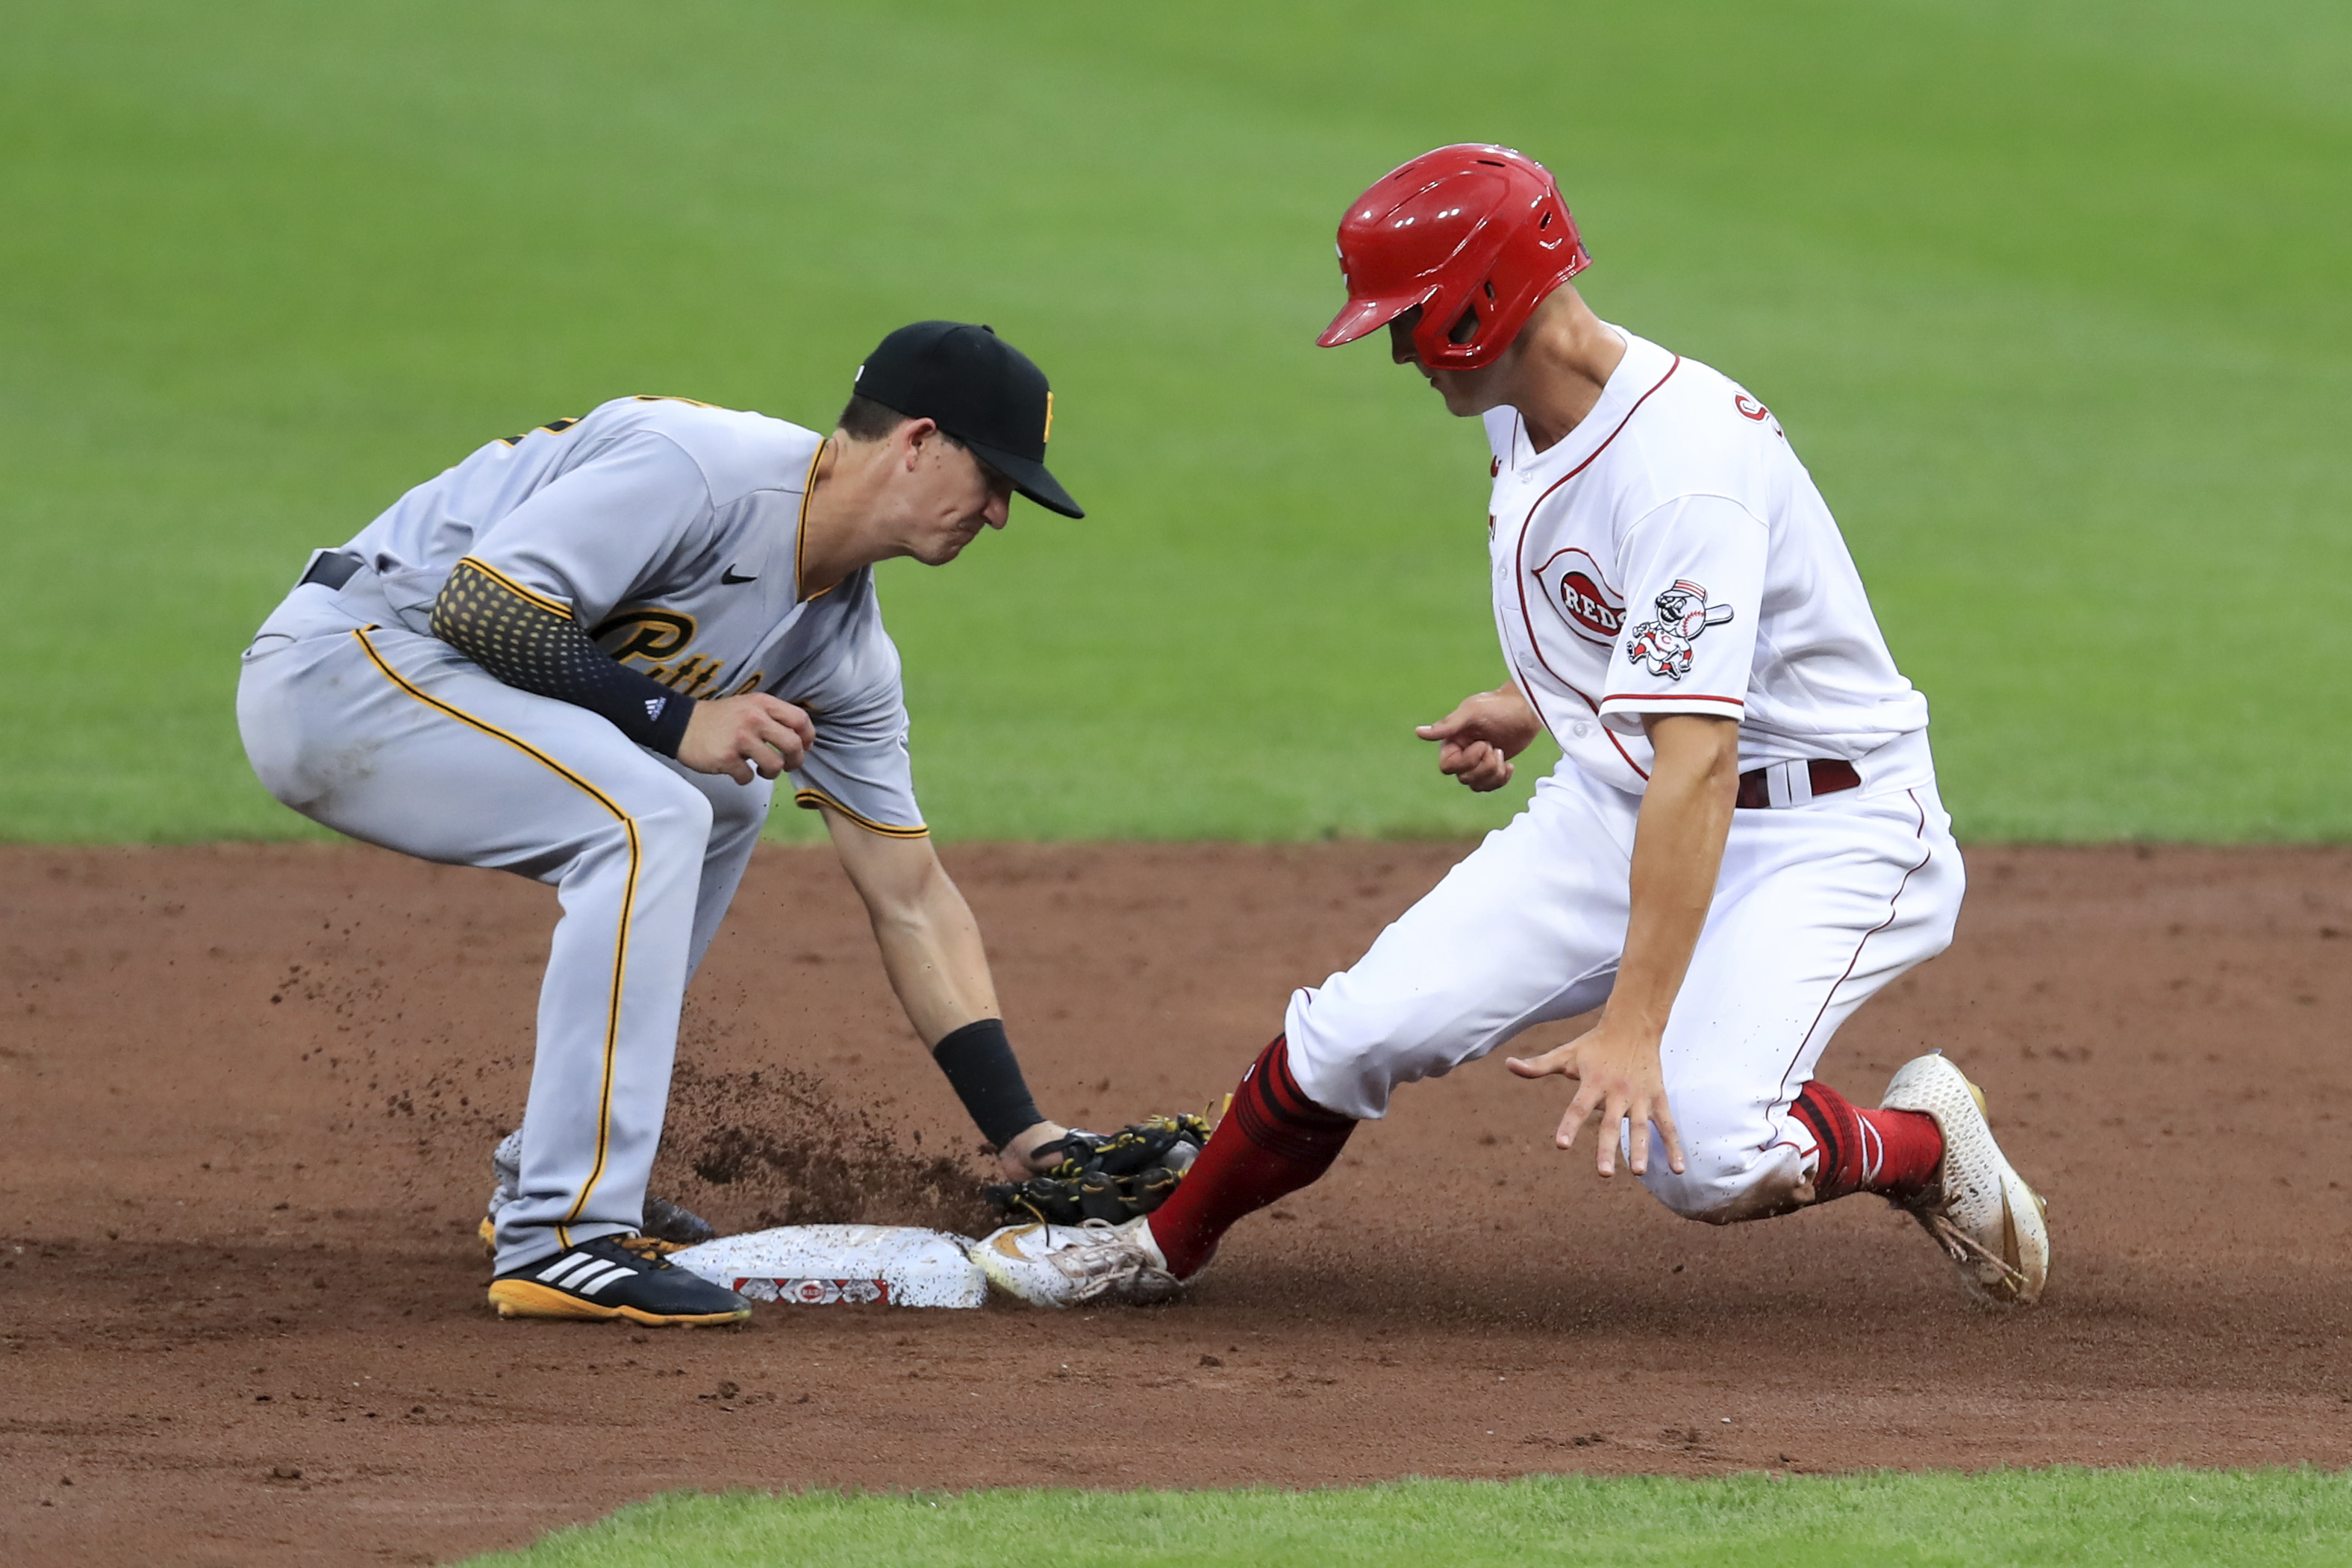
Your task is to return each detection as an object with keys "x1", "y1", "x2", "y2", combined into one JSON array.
[
  {"x1": 997, "y1": 1119, "x2": 1073, "y2": 1181},
  {"x1": 1507, "y1": 1022, "x2": 1686, "y2": 1178},
  {"x1": 1417, "y1": 684, "x2": 1543, "y2": 792},
  {"x1": 679, "y1": 693, "x2": 815, "y2": 783}
]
